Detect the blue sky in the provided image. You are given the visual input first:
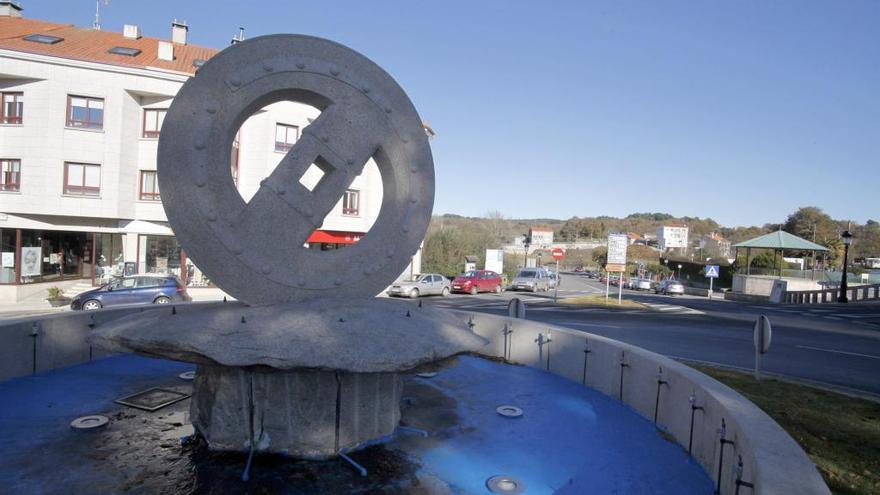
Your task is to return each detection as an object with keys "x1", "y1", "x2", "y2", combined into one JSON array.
[{"x1": 21, "y1": 1, "x2": 879, "y2": 227}]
